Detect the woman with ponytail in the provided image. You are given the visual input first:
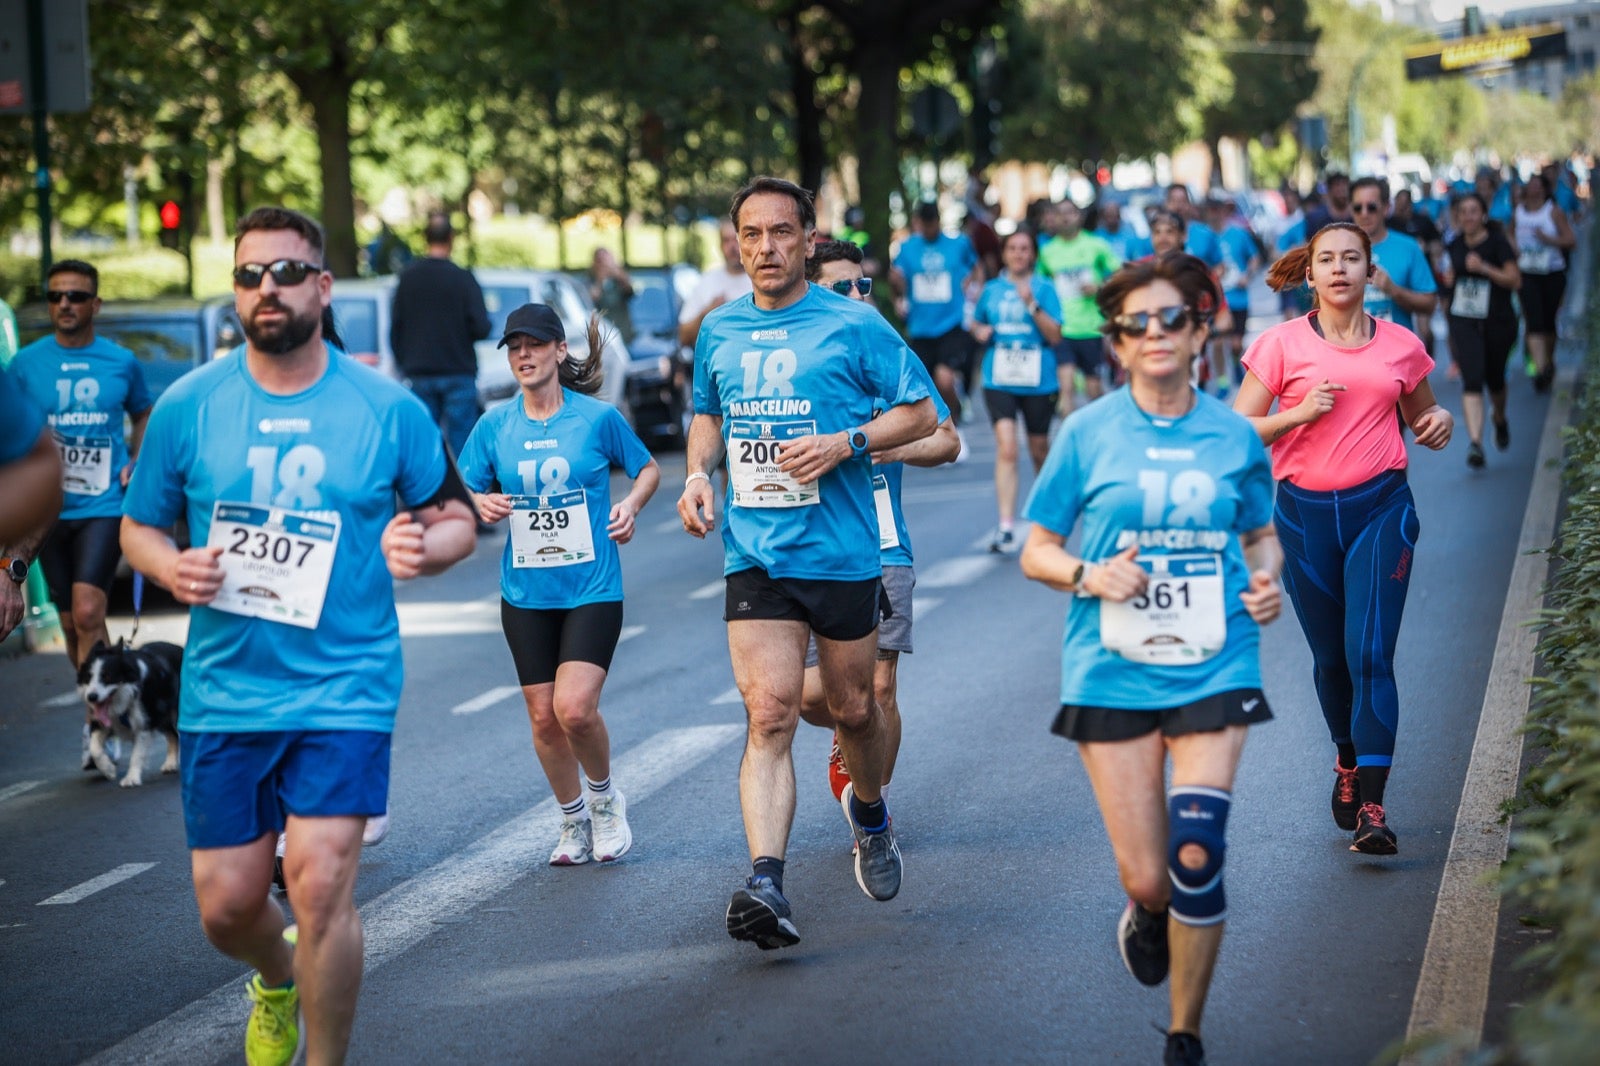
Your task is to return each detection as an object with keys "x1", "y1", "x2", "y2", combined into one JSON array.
[
  {"x1": 458, "y1": 304, "x2": 659, "y2": 866},
  {"x1": 1232, "y1": 223, "x2": 1452, "y2": 856}
]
